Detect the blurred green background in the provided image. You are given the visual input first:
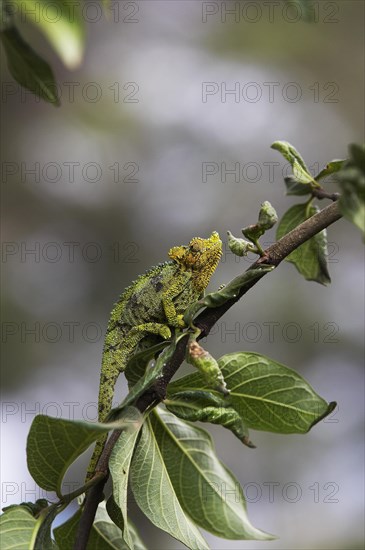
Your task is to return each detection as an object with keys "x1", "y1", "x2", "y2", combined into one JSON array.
[{"x1": 1, "y1": 1, "x2": 364, "y2": 548}]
